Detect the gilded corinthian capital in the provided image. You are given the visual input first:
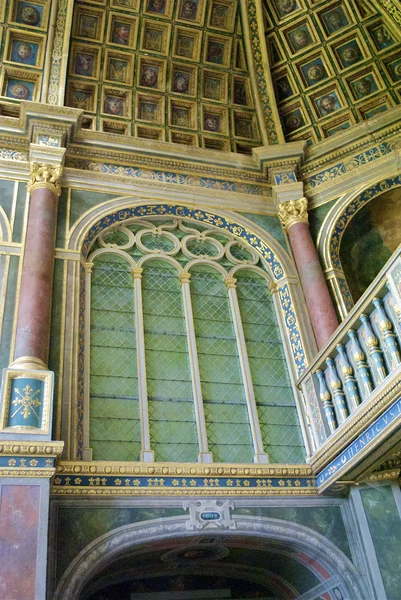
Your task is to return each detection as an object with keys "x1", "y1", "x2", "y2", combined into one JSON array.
[
  {"x1": 278, "y1": 197, "x2": 308, "y2": 231},
  {"x1": 28, "y1": 162, "x2": 63, "y2": 196}
]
